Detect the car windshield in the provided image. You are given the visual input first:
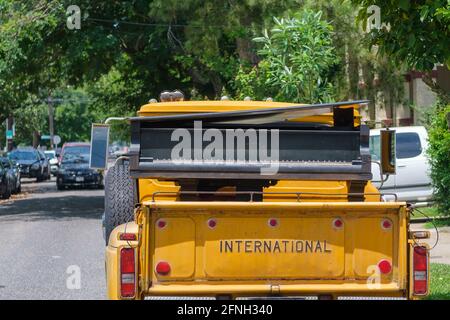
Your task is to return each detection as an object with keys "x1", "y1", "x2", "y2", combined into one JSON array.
[
  {"x1": 44, "y1": 152, "x2": 55, "y2": 159},
  {"x1": 64, "y1": 146, "x2": 90, "y2": 156},
  {"x1": 9, "y1": 151, "x2": 36, "y2": 161},
  {"x1": 62, "y1": 152, "x2": 90, "y2": 164}
]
